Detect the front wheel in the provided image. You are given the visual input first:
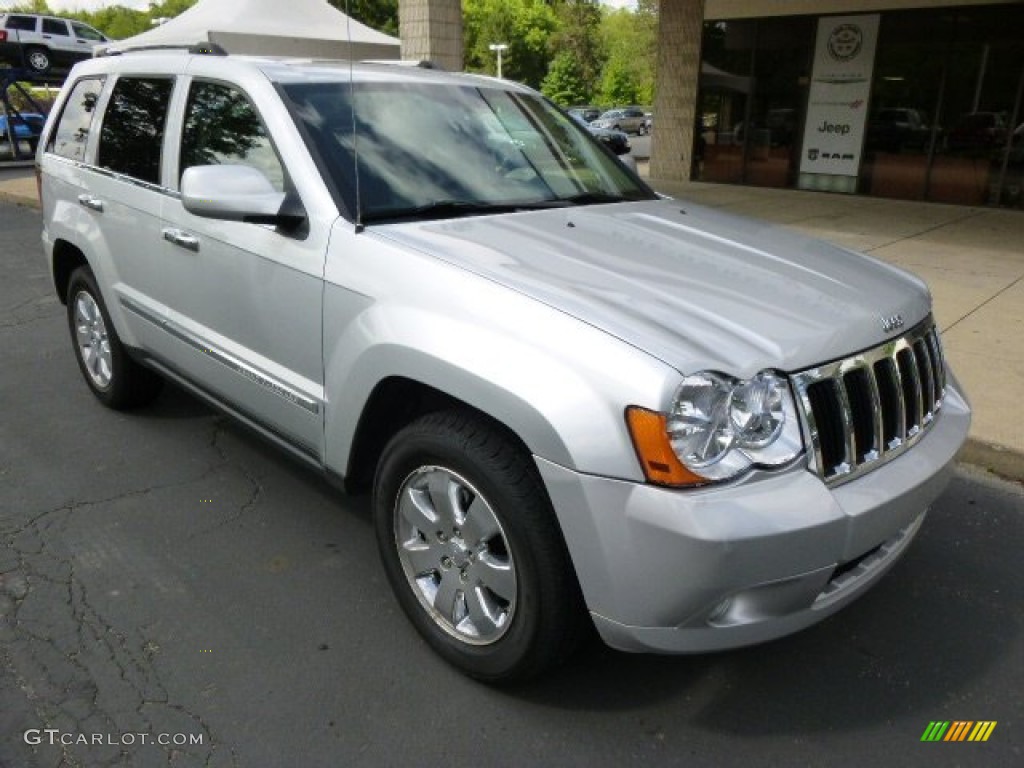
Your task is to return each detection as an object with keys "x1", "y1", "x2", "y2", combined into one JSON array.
[{"x1": 373, "y1": 411, "x2": 586, "y2": 683}]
